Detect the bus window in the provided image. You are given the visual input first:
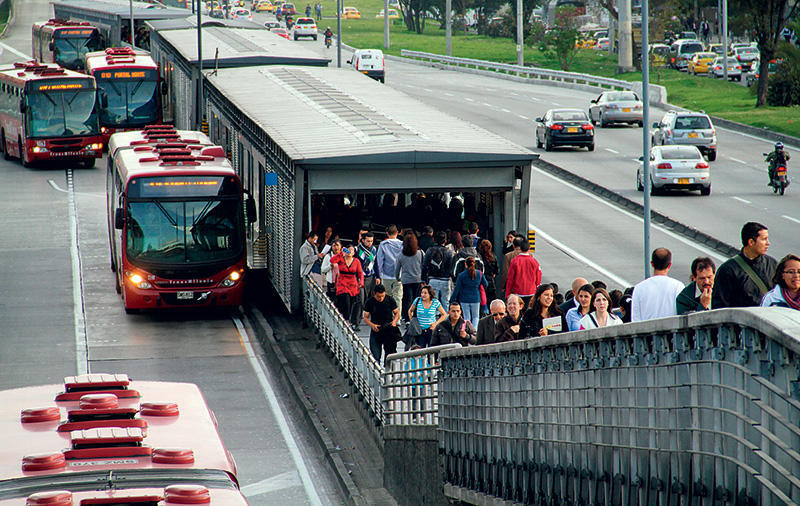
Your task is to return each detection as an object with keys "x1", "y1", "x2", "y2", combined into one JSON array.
[
  {"x1": 26, "y1": 87, "x2": 99, "y2": 138},
  {"x1": 98, "y1": 75, "x2": 160, "y2": 127},
  {"x1": 54, "y1": 31, "x2": 104, "y2": 70}
]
